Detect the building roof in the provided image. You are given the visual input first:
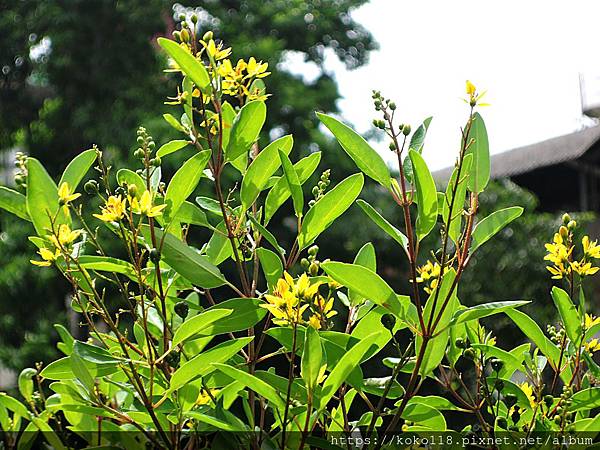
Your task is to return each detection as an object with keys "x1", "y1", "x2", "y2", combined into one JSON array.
[{"x1": 432, "y1": 124, "x2": 600, "y2": 184}]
